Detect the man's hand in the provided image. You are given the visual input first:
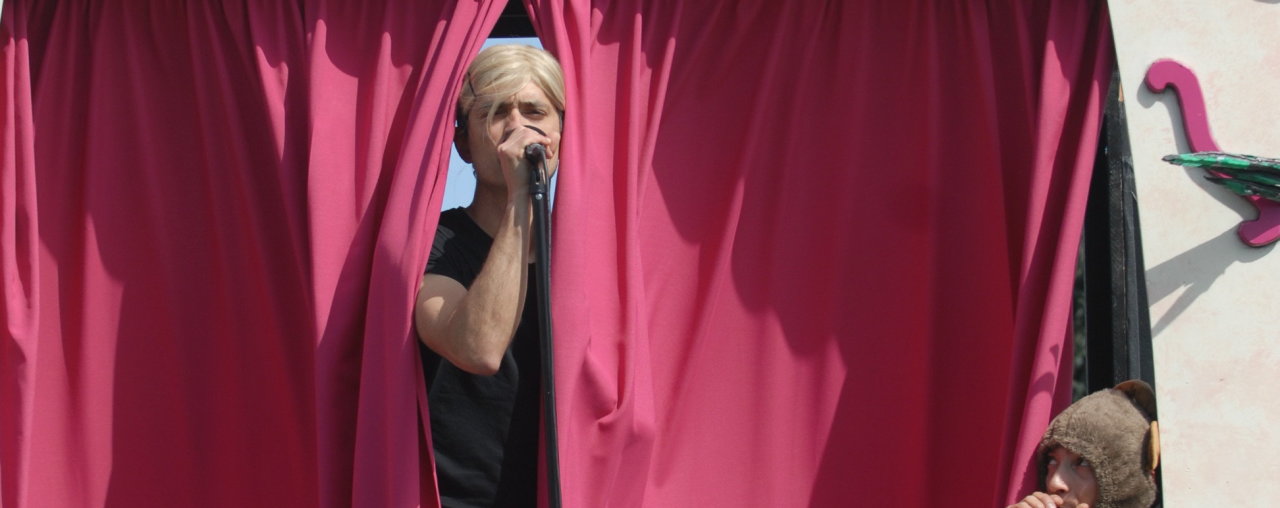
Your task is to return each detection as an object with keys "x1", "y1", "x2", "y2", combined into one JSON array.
[
  {"x1": 1007, "y1": 492, "x2": 1086, "y2": 508},
  {"x1": 496, "y1": 125, "x2": 553, "y2": 198}
]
